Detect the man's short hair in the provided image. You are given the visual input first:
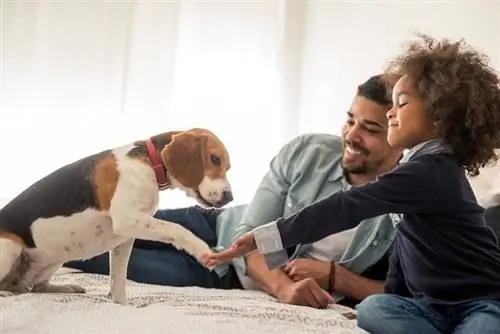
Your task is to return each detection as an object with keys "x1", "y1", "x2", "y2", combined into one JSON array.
[{"x1": 356, "y1": 75, "x2": 392, "y2": 106}]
